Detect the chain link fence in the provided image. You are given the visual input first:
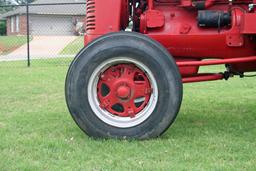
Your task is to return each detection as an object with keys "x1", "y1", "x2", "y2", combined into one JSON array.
[{"x1": 0, "y1": 1, "x2": 86, "y2": 67}]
